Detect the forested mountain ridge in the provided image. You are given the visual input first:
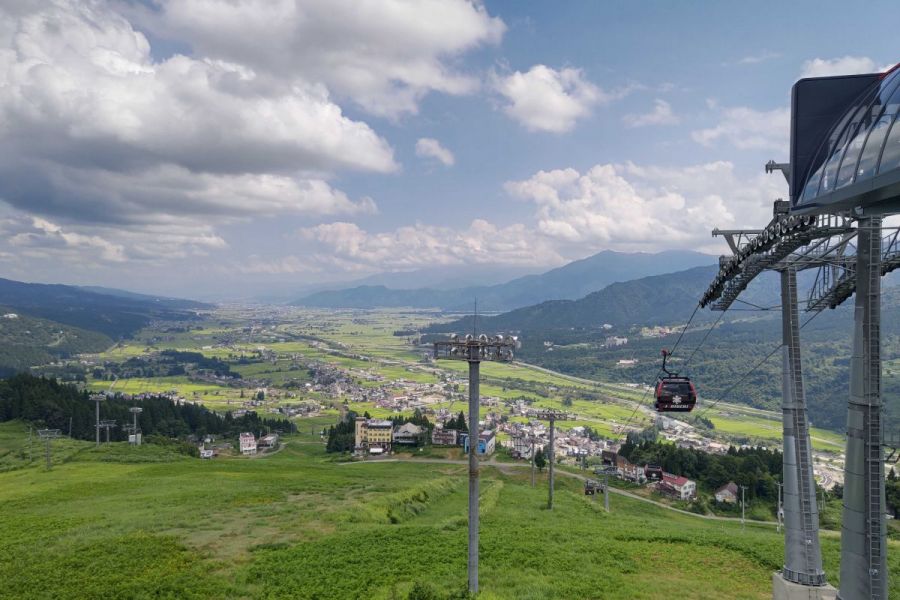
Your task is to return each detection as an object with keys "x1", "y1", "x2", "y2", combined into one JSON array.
[
  {"x1": 0, "y1": 277, "x2": 207, "y2": 339},
  {"x1": 0, "y1": 311, "x2": 111, "y2": 377}
]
